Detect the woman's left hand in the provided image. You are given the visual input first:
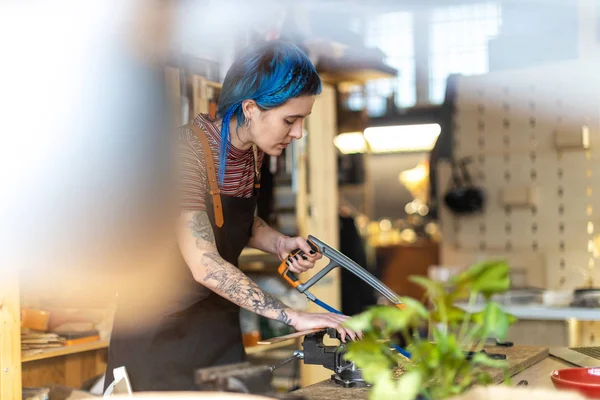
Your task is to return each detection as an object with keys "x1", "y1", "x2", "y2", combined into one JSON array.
[{"x1": 277, "y1": 236, "x2": 323, "y2": 273}]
